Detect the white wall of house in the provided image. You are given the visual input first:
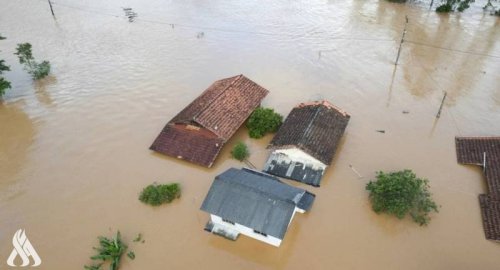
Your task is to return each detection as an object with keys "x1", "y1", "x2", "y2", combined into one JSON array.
[
  {"x1": 210, "y1": 214, "x2": 286, "y2": 247},
  {"x1": 274, "y1": 148, "x2": 327, "y2": 170}
]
